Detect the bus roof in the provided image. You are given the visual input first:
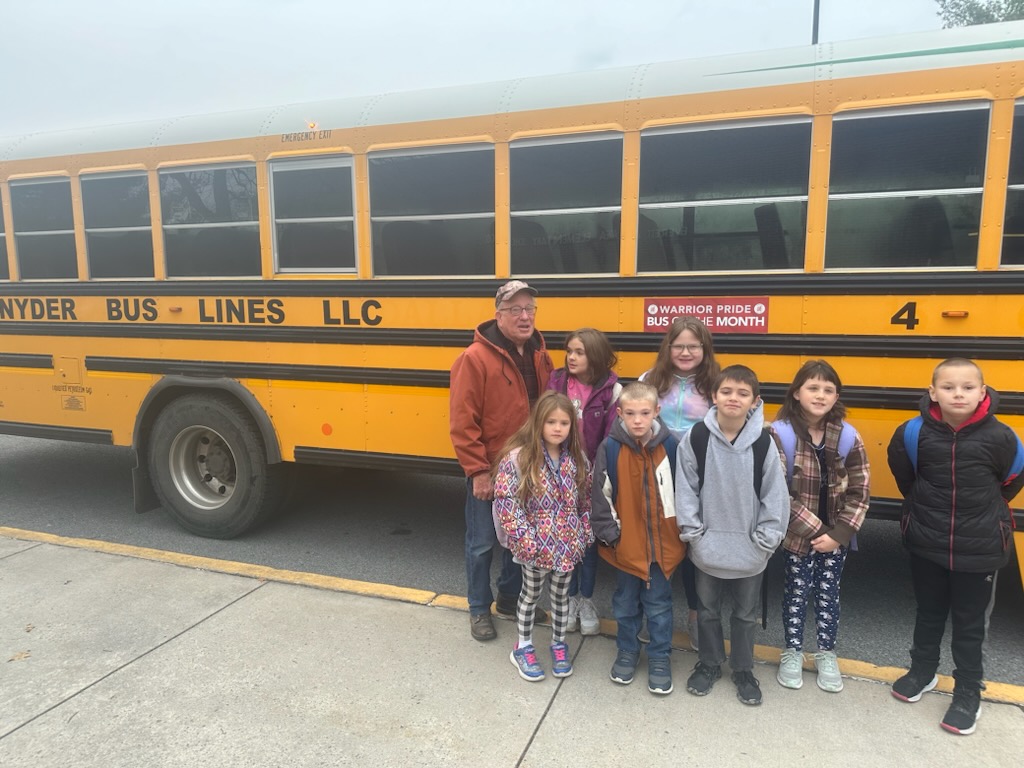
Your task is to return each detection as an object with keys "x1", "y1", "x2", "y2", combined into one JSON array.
[{"x1": 3, "y1": 20, "x2": 1024, "y2": 162}]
